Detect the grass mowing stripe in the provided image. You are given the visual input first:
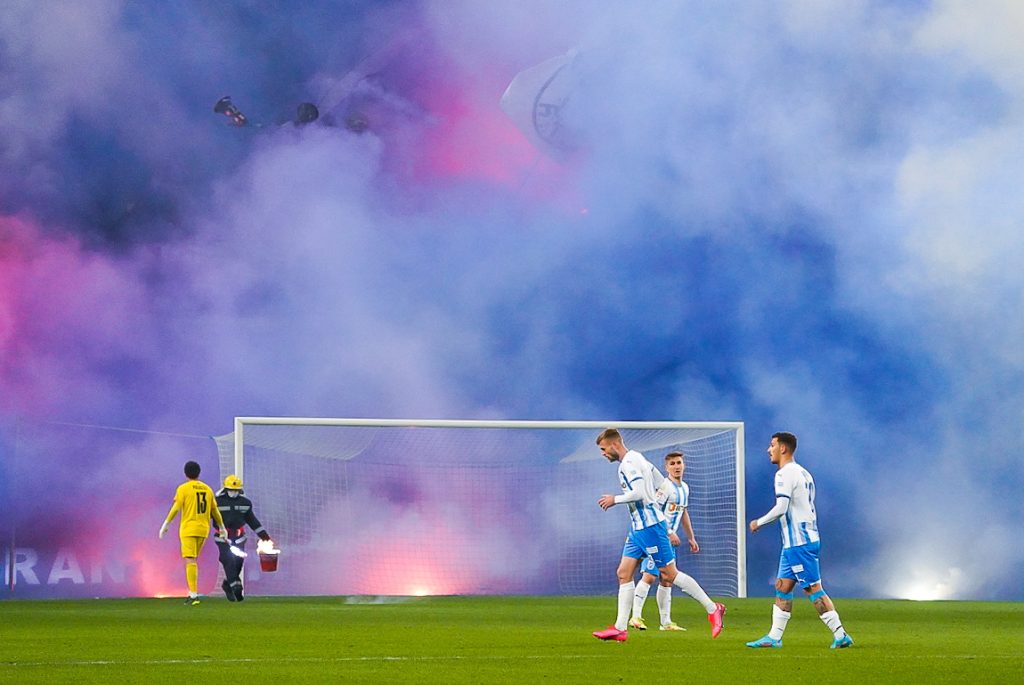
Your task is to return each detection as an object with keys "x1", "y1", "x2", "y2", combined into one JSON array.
[
  {"x1": 4, "y1": 653, "x2": 1023, "y2": 668},
  {"x1": 1, "y1": 596, "x2": 1021, "y2": 684}
]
